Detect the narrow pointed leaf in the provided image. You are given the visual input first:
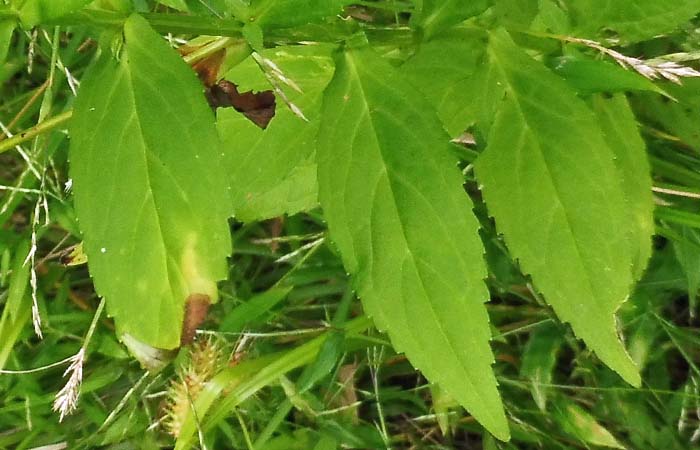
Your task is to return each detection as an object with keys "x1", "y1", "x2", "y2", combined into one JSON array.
[
  {"x1": 520, "y1": 321, "x2": 563, "y2": 410},
  {"x1": 70, "y1": 14, "x2": 231, "y2": 349},
  {"x1": 475, "y1": 29, "x2": 640, "y2": 386},
  {"x1": 0, "y1": 20, "x2": 14, "y2": 66},
  {"x1": 590, "y1": 94, "x2": 654, "y2": 280},
  {"x1": 6, "y1": 240, "x2": 30, "y2": 321},
  {"x1": 554, "y1": 400, "x2": 625, "y2": 448},
  {"x1": 672, "y1": 226, "x2": 700, "y2": 314},
  {"x1": 317, "y1": 41, "x2": 508, "y2": 439},
  {"x1": 552, "y1": 56, "x2": 667, "y2": 97}
]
